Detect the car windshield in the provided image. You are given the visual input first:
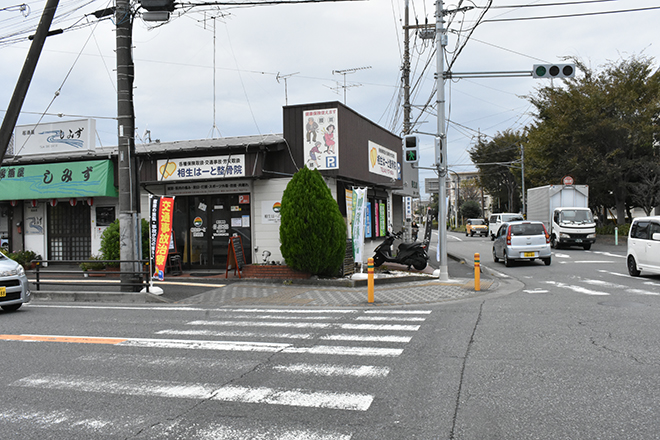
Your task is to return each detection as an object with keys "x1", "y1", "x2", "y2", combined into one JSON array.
[
  {"x1": 503, "y1": 214, "x2": 524, "y2": 222},
  {"x1": 559, "y1": 210, "x2": 593, "y2": 224},
  {"x1": 471, "y1": 219, "x2": 485, "y2": 225},
  {"x1": 509, "y1": 223, "x2": 546, "y2": 236}
]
